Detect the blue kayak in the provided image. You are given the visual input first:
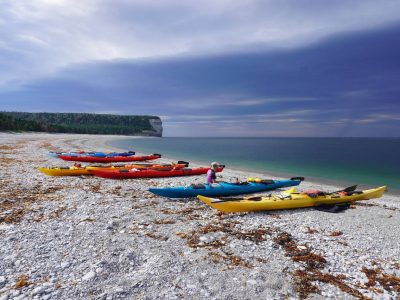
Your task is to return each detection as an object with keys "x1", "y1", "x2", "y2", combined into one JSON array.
[
  {"x1": 48, "y1": 151, "x2": 135, "y2": 158},
  {"x1": 148, "y1": 177, "x2": 304, "y2": 198}
]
